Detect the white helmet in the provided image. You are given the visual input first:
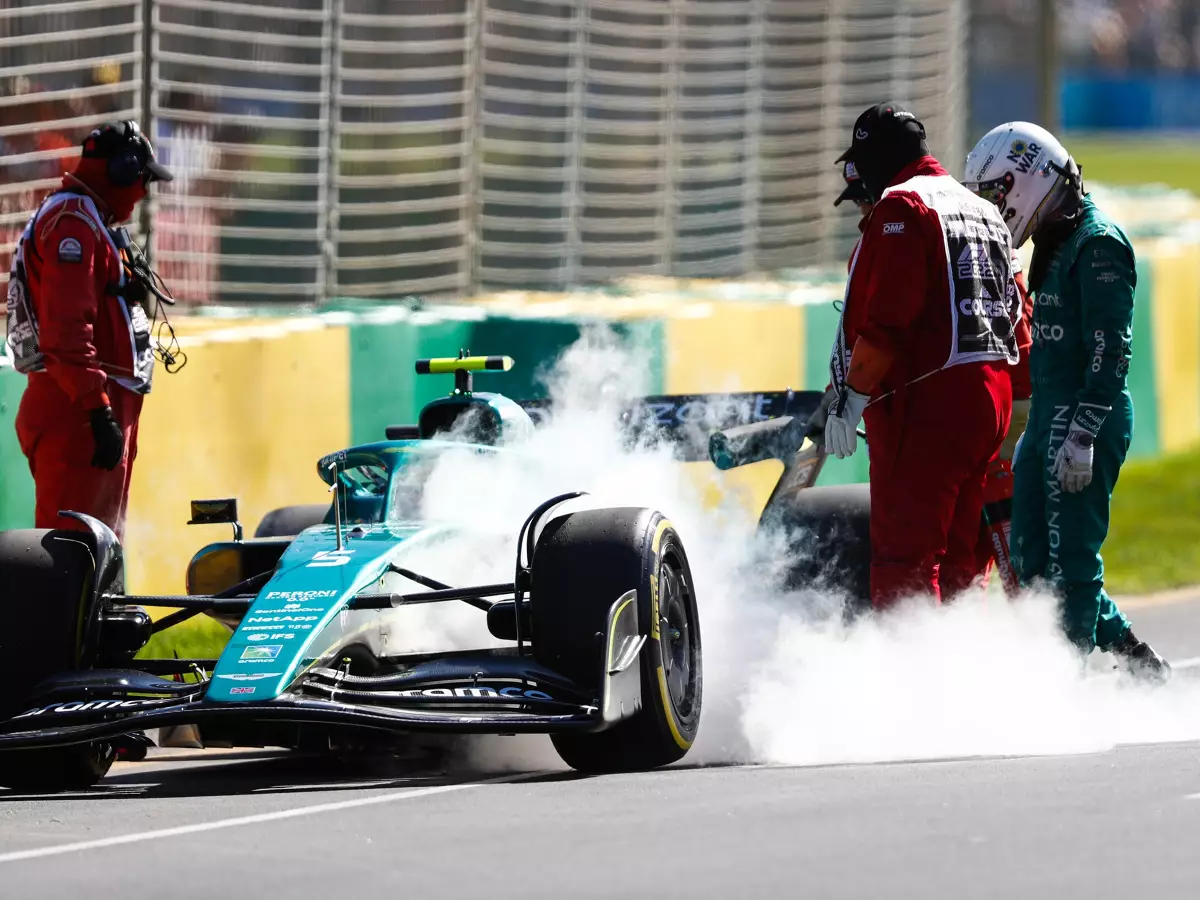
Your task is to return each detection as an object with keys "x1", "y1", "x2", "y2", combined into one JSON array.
[{"x1": 963, "y1": 122, "x2": 1082, "y2": 249}]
